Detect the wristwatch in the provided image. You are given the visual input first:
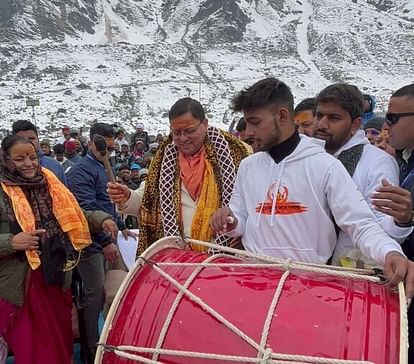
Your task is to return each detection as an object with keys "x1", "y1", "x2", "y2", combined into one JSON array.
[{"x1": 396, "y1": 210, "x2": 414, "y2": 227}]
